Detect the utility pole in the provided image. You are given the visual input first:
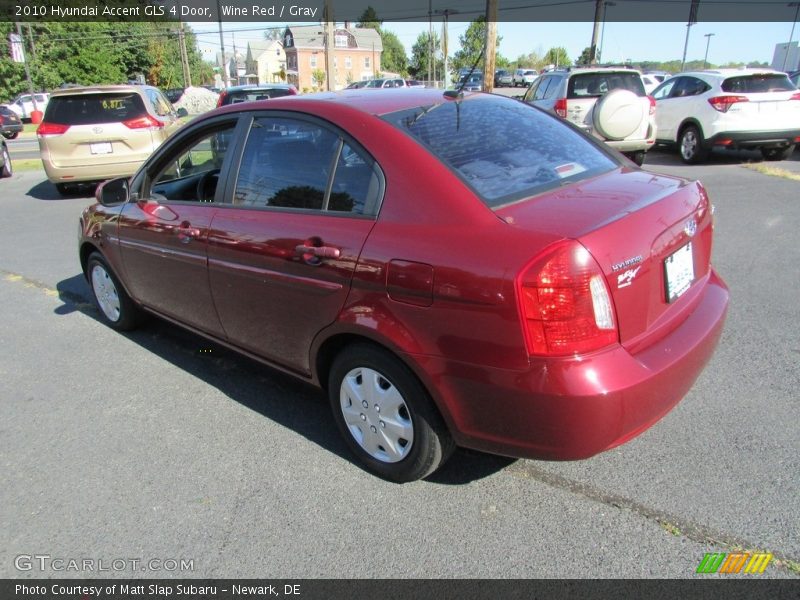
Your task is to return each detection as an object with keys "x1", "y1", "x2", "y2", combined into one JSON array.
[
  {"x1": 483, "y1": 0, "x2": 498, "y2": 93},
  {"x1": 681, "y1": 0, "x2": 700, "y2": 72},
  {"x1": 217, "y1": 0, "x2": 230, "y2": 88},
  {"x1": 782, "y1": 2, "x2": 800, "y2": 71},
  {"x1": 324, "y1": 0, "x2": 335, "y2": 91},
  {"x1": 428, "y1": 0, "x2": 433, "y2": 85},
  {"x1": 178, "y1": 22, "x2": 192, "y2": 87},
  {"x1": 702, "y1": 32, "x2": 714, "y2": 69},
  {"x1": 589, "y1": 0, "x2": 603, "y2": 65},
  {"x1": 15, "y1": 23, "x2": 38, "y2": 114}
]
